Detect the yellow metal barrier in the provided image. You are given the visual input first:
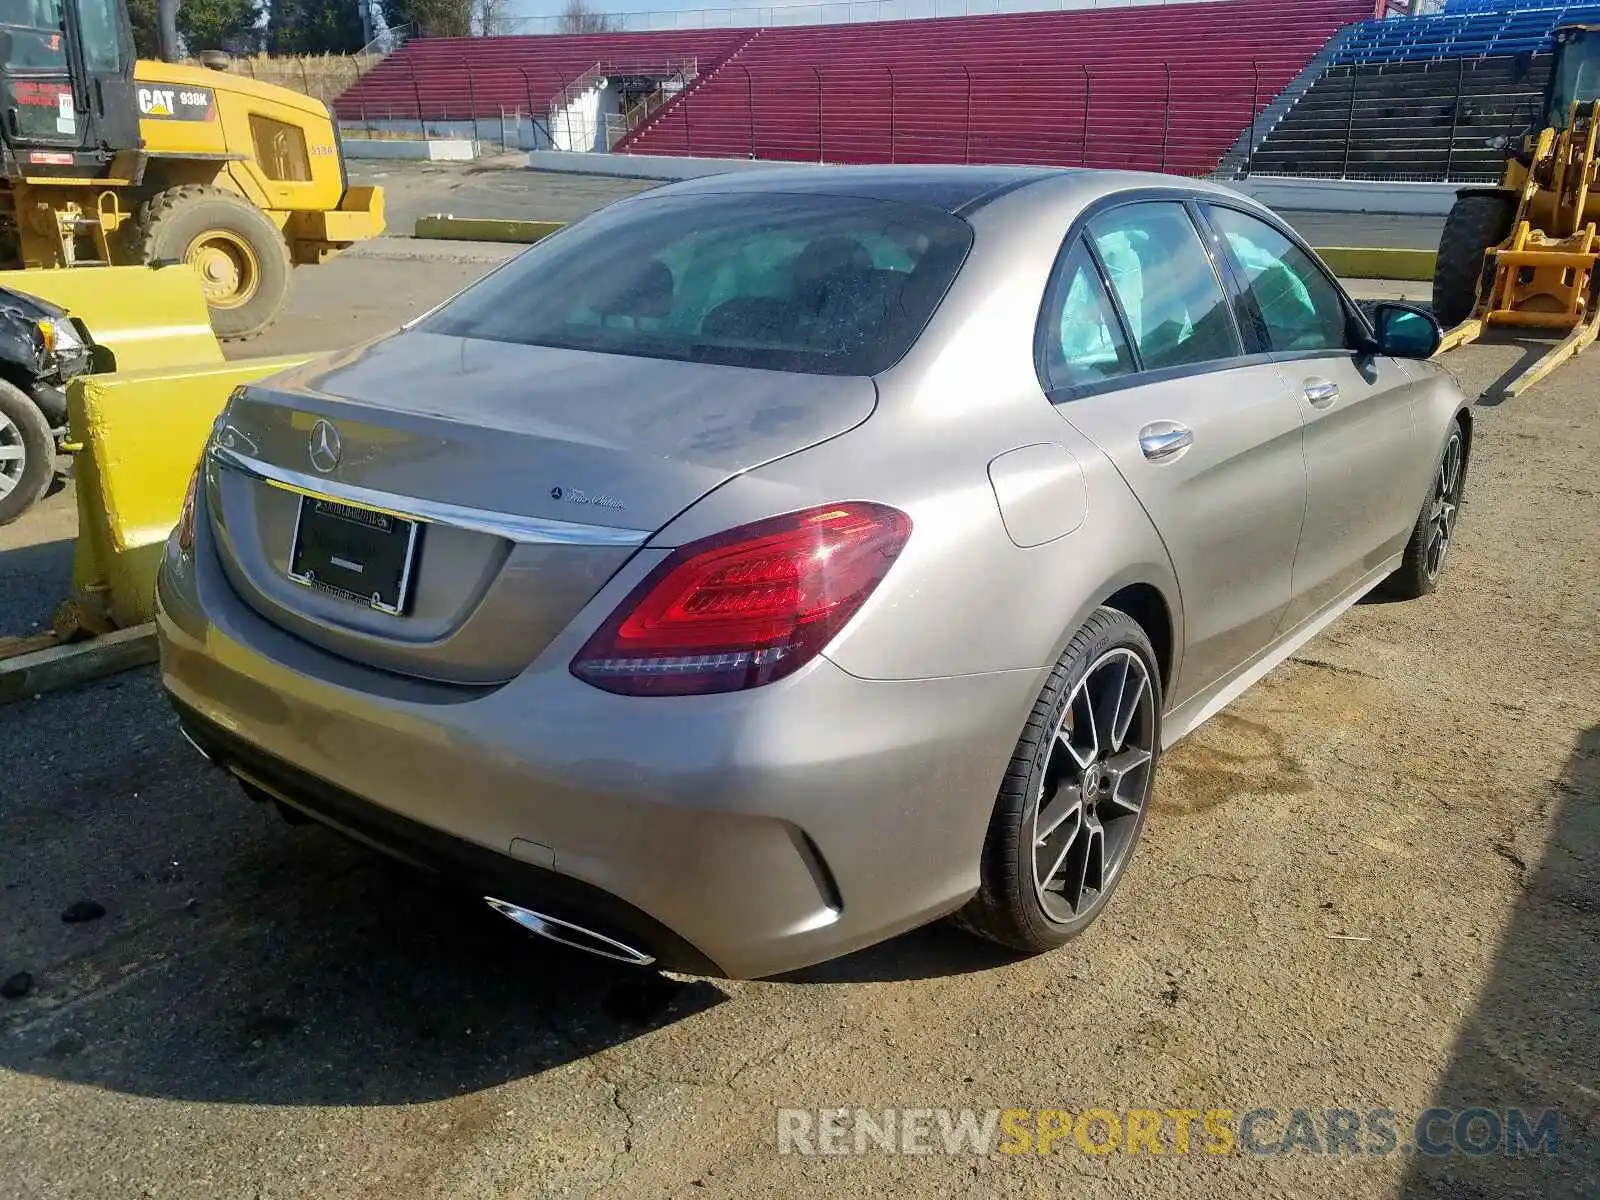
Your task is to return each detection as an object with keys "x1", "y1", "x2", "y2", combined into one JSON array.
[
  {"x1": 61, "y1": 355, "x2": 313, "y2": 635},
  {"x1": 0, "y1": 263, "x2": 224, "y2": 372},
  {"x1": 1313, "y1": 246, "x2": 1438, "y2": 282},
  {"x1": 413, "y1": 214, "x2": 566, "y2": 244}
]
